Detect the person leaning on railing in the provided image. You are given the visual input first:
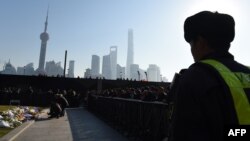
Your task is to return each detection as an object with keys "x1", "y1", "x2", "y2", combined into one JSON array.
[{"x1": 168, "y1": 11, "x2": 250, "y2": 141}]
